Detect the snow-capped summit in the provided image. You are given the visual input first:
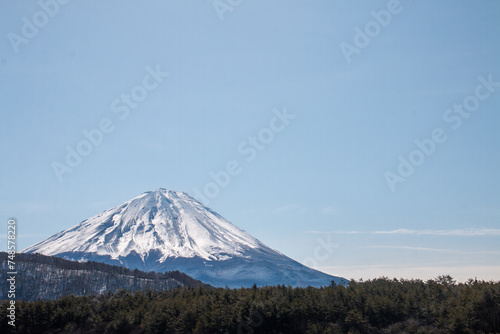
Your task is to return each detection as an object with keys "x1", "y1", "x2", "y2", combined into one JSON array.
[
  {"x1": 24, "y1": 189, "x2": 346, "y2": 287},
  {"x1": 26, "y1": 189, "x2": 266, "y2": 261}
]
